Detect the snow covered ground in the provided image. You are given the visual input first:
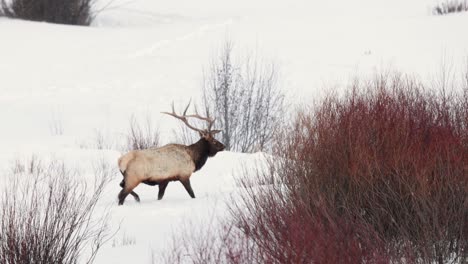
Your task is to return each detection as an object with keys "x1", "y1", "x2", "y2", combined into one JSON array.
[{"x1": 0, "y1": 0, "x2": 467, "y2": 263}]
